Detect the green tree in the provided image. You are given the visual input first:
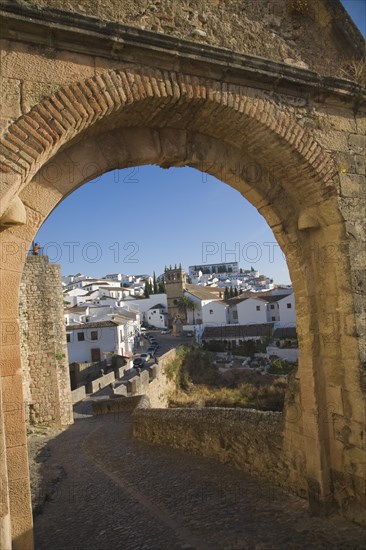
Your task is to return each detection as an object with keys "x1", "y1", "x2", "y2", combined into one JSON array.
[
  {"x1": 229, "y1": 287, "x2": 235, "y2": 298},
  {"x1": 144, "y1": 280, "x2": 150, "y2": 298},
  {"x1": 224, "y1": 286, "x2": 230, "y2": 300},
  {"x1": 234, "y1": 287, "x2": 238, "y2": 297},
  {"x1": 153, "y1": 271, "x2": 158, "y2": 294},
  {"x1": 177, "y1": 296, "x2": 196, "y2": 323}
]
